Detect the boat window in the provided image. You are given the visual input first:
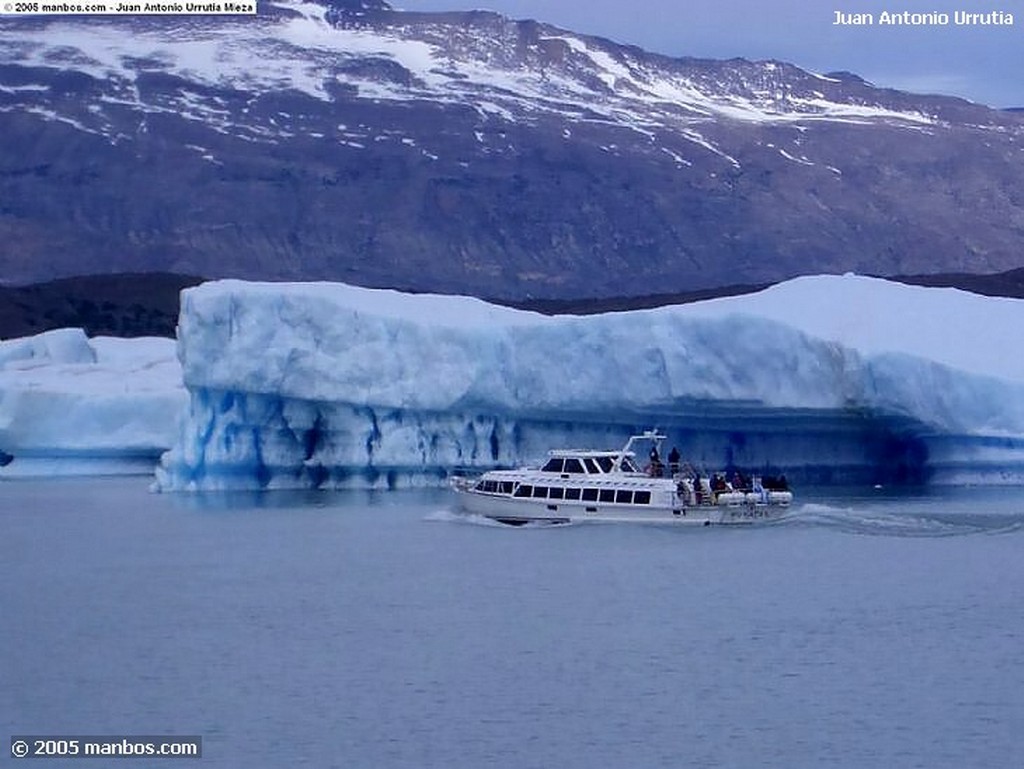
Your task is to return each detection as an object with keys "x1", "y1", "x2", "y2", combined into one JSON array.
[
  {"x1": 596, "y1": 457, "x2": 615, "y2": 473},
  {"x1": 541, "y1": 458, "x2": 564, "y2": 473},
  {"x1": 621, "y1": 457, "x2": 640, "y2": 473},
  {"x1": 582, "y1": 488, "x2": 598, "y2": 501},
  {"x1": 565, "y1": 488, "x2": 581, "y2": 500},
  {"x1": 500, "y1": 482, "x2": 514, "y2": 494},
  {"x1": 475, "y1": 480, "x2": 486, "y2": 491},
  {"x1": 599, "y1": 489, "x2": 615, "y2": 503},
  {"x1": 615, "y1": 489, "x2": 633, "y2": 504},
  {"x1": 584, "y1": 458, "x2": 601, "y2": 474},
  {"x1": 514, "y1": 484, "x2": 532, "y2": 498},
  {"x1": 564, "y1": 458, "x2": 585, "y2": 474},
  {"x1": 634, "y1": 490, "x2": 651, "y2": 505},
  {"x1": 549, "y1": 487, "x2": 565, "y2": 500},
  {"x1": 532, "y1": 486, "x2": 548, "y2": 498}
]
